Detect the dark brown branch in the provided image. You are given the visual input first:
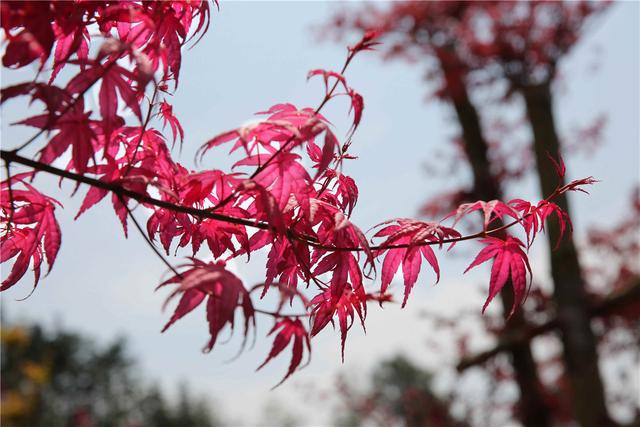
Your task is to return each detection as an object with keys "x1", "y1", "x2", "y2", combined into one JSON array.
[
  {"x1": 1, "y1": 149, "x2": 270, "y2": 228},
  {"x1": 0, "y1": 149, "x2": 575, "y2": 254},
  {"x1": 457, "y1": 280, "x2": 640, "y2": 371},
  {"x1": 4, "y1": 161, "x2": 15, "y2": 227},
  {"x1": 254, "y1": 308, "x2": 309, "y2": 318}
]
